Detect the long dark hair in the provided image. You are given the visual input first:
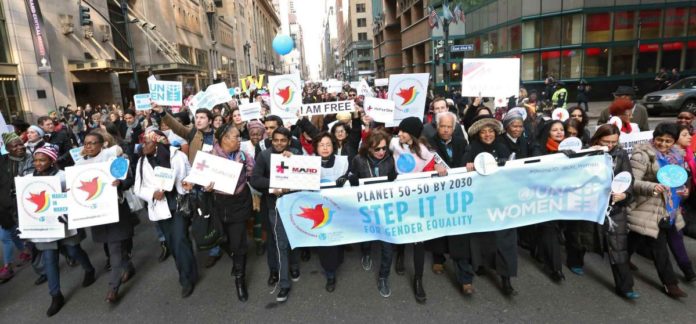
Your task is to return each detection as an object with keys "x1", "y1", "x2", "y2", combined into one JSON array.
[
  {"x1": 330, "y1": 122, "x2": 350, "y2": 146},
  {"x1": 590, "y1": 124, "x2": 621, "y2": 146},
  {"x1": 358, "y1": 130, "x2": 390, "y2": 158},
  {"x1": 567, "y1": 105, "x2": 588, "y2": 130}
]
